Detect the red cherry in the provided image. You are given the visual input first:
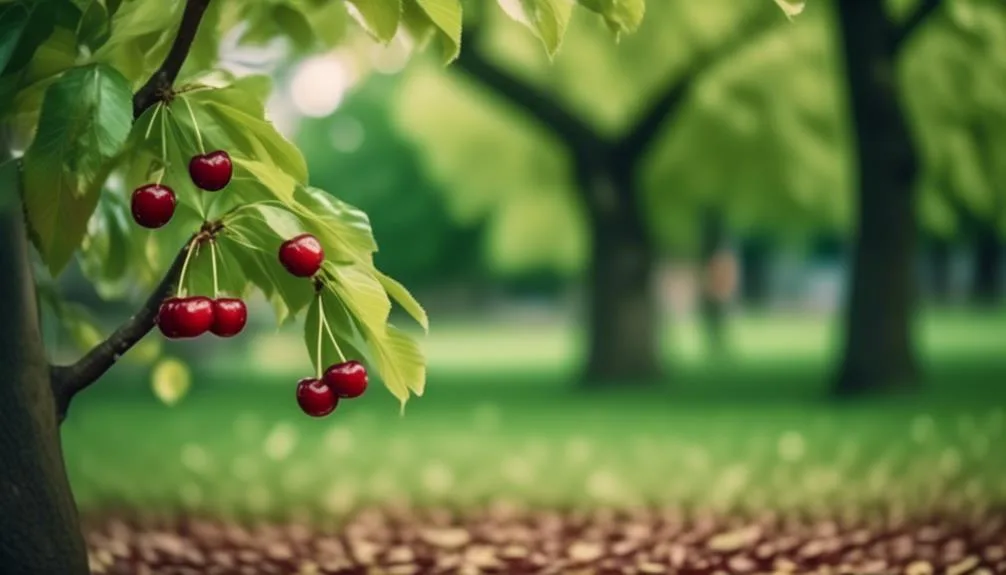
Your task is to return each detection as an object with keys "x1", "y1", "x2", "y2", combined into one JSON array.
[
  {"x1": 323, "y1": 360, "x2": 368, "y2": 398},
  {"x1": 131, "y1": 184, "x2": 176, "y2": 228},
  {"x1": 210, "y1": 298, "x2": 247, "y2": 337},
  {"x1": 296, "y1": 377, "x2": 337, "y2": 417},
  {"x1": 173, "y1": 296, "x2": 215, "y2": 338},
  {"x1": 188, "y1": 150, "x2": 233, "y2": 191},
  {"x1": 278, "y1": 233, "x2": 324, "y2": 278},
  {"x1": 157, "y1": 297, "x2": 183, "y2": 339}
]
